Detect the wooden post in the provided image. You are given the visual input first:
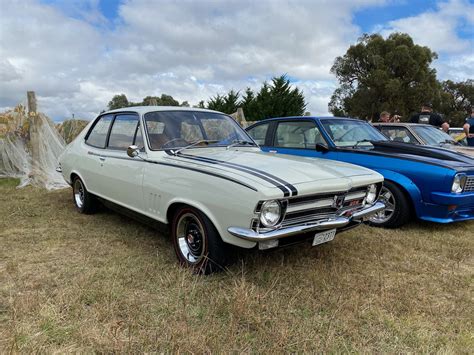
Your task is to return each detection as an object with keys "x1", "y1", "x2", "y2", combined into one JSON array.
[
  {"x1": 27, "y1": 91, "x2": 42, "y2": 183},
  {"x1": 27, "y1": 91, "x2": 37, "y2": 114}
]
